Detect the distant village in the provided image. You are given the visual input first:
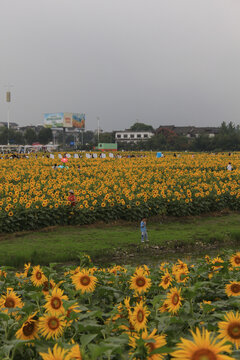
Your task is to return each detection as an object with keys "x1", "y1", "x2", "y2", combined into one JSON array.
[
  {"x1": 114, "y1": 125, "x2": 220, "y2": 142},
  {"x1": 0, "y1": 121, "x2": 220, "y2": 143},
  {"x1": 1, "y1": 119, "x2": 238, "y2": 152}
]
